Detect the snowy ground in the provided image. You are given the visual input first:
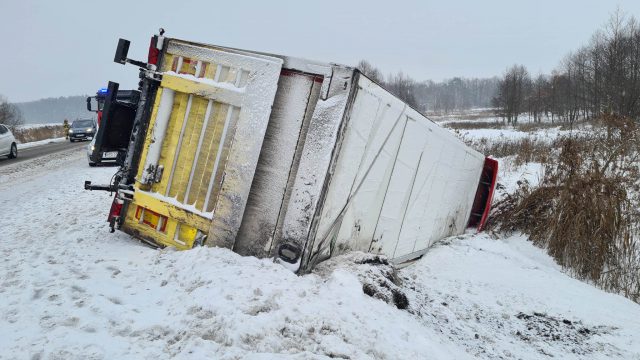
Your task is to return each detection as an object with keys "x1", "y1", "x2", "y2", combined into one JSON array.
[
  {"x1": 1, "y1": 147, "x2": 639, "y2": 359},
  {"x1": 451, "y1": 124, "x2": 593, "y2": 145}
]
